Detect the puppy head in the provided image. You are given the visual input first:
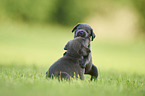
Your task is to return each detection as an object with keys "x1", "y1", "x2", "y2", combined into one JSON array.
[
  {"x1": 72, "y1": 23, "x2": 96, "y2": 41},
  {"x1": 65, "y1": 37, "x2": 90, "y2": 57}
]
